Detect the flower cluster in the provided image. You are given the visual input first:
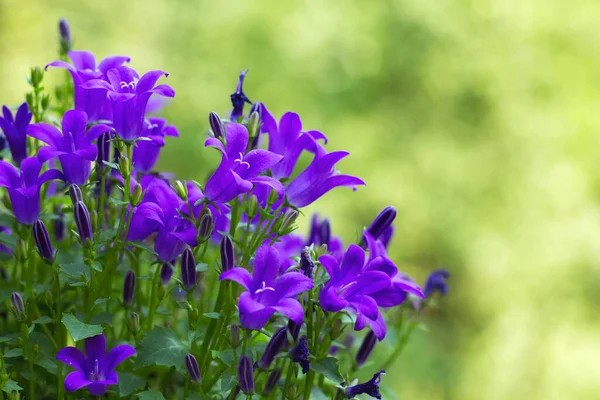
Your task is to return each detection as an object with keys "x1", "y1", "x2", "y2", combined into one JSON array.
[{"x1": 0, "y1": 20, "x2": 449, "y2": 400}]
